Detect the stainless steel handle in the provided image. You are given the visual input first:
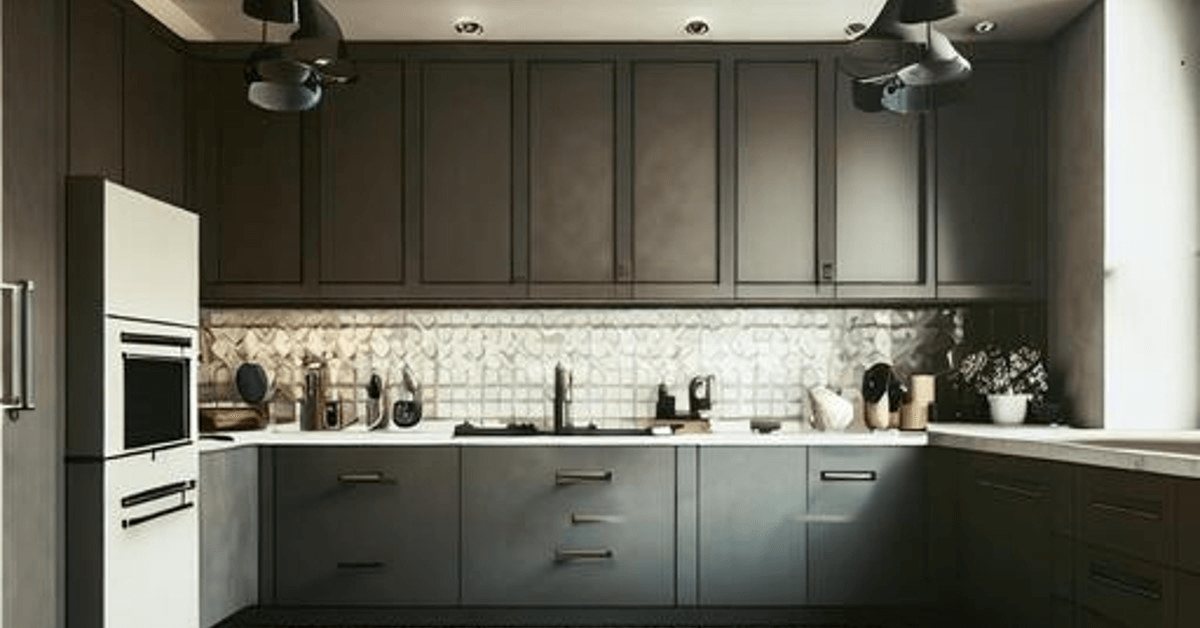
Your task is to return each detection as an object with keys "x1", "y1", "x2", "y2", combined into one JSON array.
[
  {"x1": 555, "y1": 548, "x2": 614, "y2": 562},
  {"x1": 977, "y1": 478, "x2": 1046, "y2": 501},
  {"x1": 570, "y1": 513, "x2": 623, "y2": 525},
  {"x1": 1090, "y1": 500, "x2": 1161, "y2": 521},
  {"x1": 0, "y1": 280, "x2": 33, "y2": 415},
  {"x1": 122, "y1": 501, "x2": 194, "y2": 529},
  {"x1": 820, "y1": 470, "x2": 876, "y2": 482},
  {"x1": 1088, "y1": 565, "x2": 1162, "y2": 601},
  {"x1": 337, "y1": 471, "x2": 392, "y2": 484},
  {"x1": 337, "y1": 561, "x2": 386, "y2": 570},
  {"x1": 121, "y1": 479, "x2": 196, "y2": 508},
  {"x1": 555, "y1": 469, "x2": 613, "y2": 484}
]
